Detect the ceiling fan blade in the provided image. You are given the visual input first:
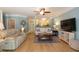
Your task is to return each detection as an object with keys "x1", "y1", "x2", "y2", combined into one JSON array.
[
  {"x1": 33, "y1": 11, "x2": 39, "y2": 12},
  {"x1": 45, "y1": 11, "x2": 51, "y2": 13}
]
